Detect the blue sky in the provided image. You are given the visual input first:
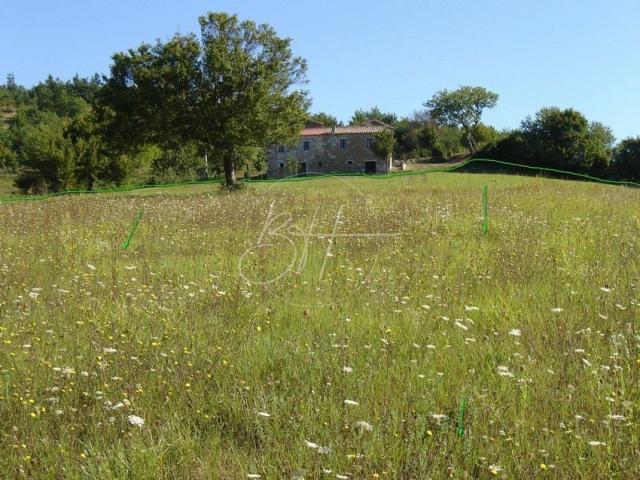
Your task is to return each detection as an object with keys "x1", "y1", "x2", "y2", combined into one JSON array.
[{"x1": 1, "y1": 0, "x2": 639, "y2": 139}]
